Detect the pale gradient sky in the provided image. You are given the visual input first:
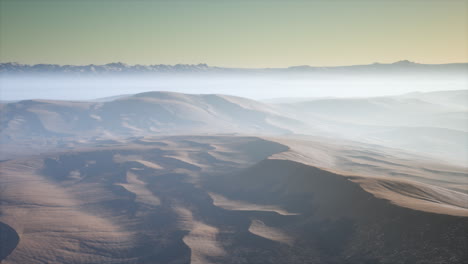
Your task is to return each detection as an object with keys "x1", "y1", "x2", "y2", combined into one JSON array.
[{"x1": 0, "y1": 0, "x2": 467, "y2": 67}]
